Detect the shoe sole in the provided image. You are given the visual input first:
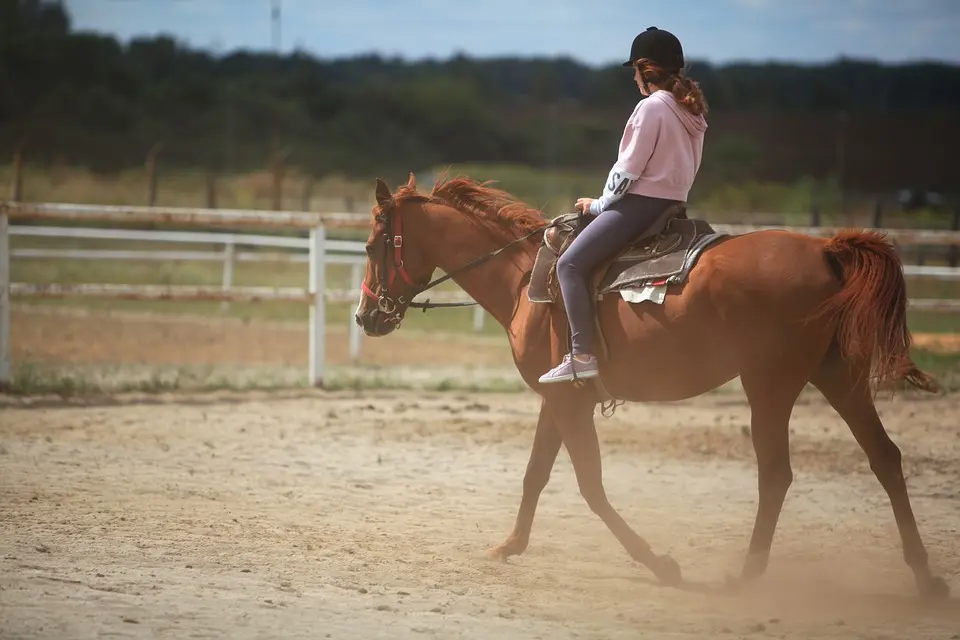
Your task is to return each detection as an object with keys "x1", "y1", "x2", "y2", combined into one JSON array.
[{"x1": 538, "y1": 369, "x2": 599, "y2": 384}]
